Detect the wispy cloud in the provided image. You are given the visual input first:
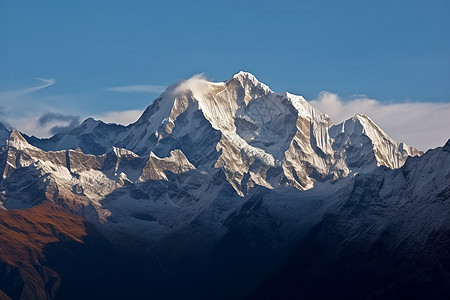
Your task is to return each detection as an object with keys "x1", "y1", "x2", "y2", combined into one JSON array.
[
  {"x1": 0, "y1": 78, "x2": 55, "y2": 97},
  {"x1": 104, "y1": 85, "x2": 166, "y2": 93},
  {"x1": 0, "y1": 77, "x2": 57, "y2": 126},
  {"x1": 24, "y1": 78, "x2": 55, "y2": 93},
  {"x1": 0, "y1": 78, "x2": 83, "y2": 137},
  {"x1": 310, "y1": 92, "x2": 450, "y2": 151},
  {"x1": 0, "y1": 78, "x2": 147, "y2": 137}
]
